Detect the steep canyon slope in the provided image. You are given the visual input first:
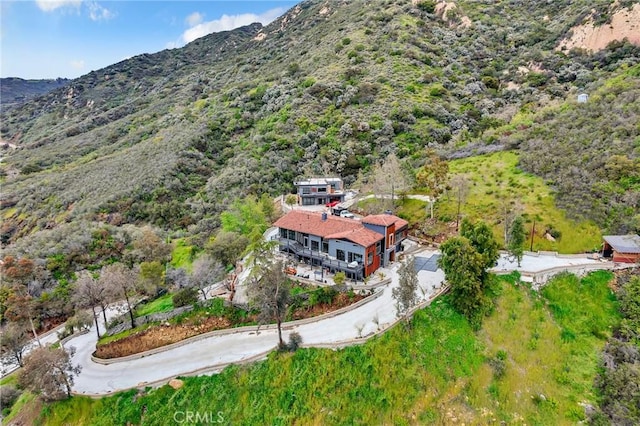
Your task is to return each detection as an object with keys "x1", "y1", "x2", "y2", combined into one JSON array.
[{"x1": 1, "y1": 0, "x2": 638, "y2": 249}]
